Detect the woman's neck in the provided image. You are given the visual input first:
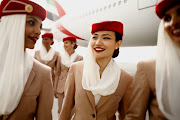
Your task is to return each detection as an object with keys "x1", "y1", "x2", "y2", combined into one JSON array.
[
  {"x1": 67, "y1": 49, "x2": 75, "y2": 56},
  {"x1": 96, "y1": 57, "x2": 112, "y2": 78},
  {"x1": 45, "y1": 46, "x2": 51, "y2": 52}
]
